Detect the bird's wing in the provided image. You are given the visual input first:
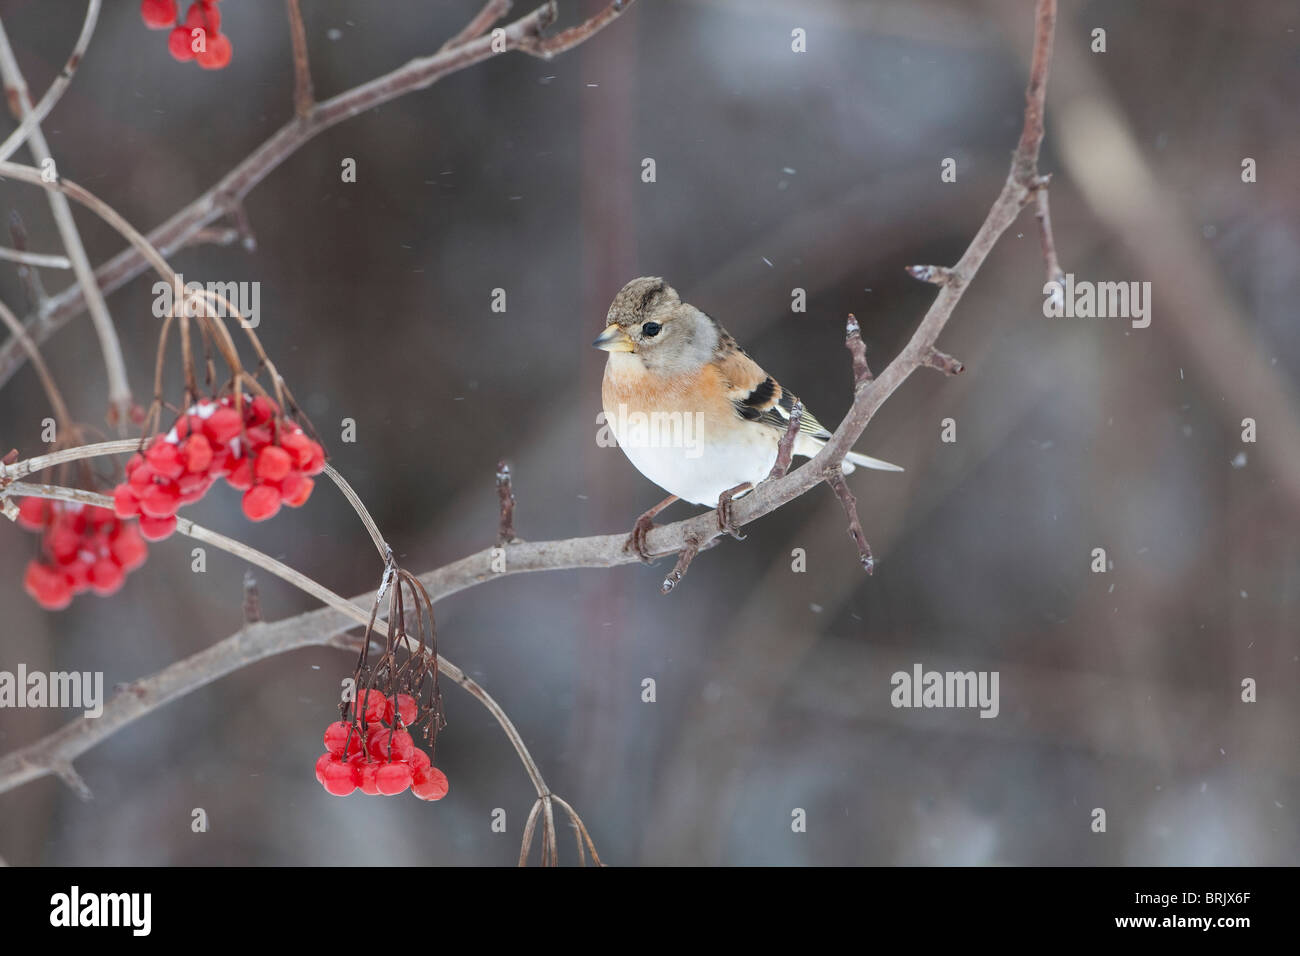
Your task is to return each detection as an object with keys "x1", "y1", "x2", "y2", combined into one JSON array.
[{"x1": 713, "y1": 340, "x2": 831, "y2": 439}]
